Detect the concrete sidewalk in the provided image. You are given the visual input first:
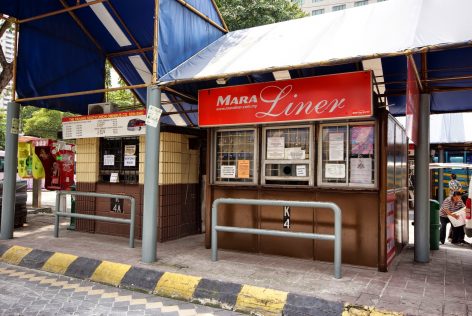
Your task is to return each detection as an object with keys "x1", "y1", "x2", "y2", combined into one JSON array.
[{"x1": 1, "y1": 213, "x2": 471, "y2": 315}]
